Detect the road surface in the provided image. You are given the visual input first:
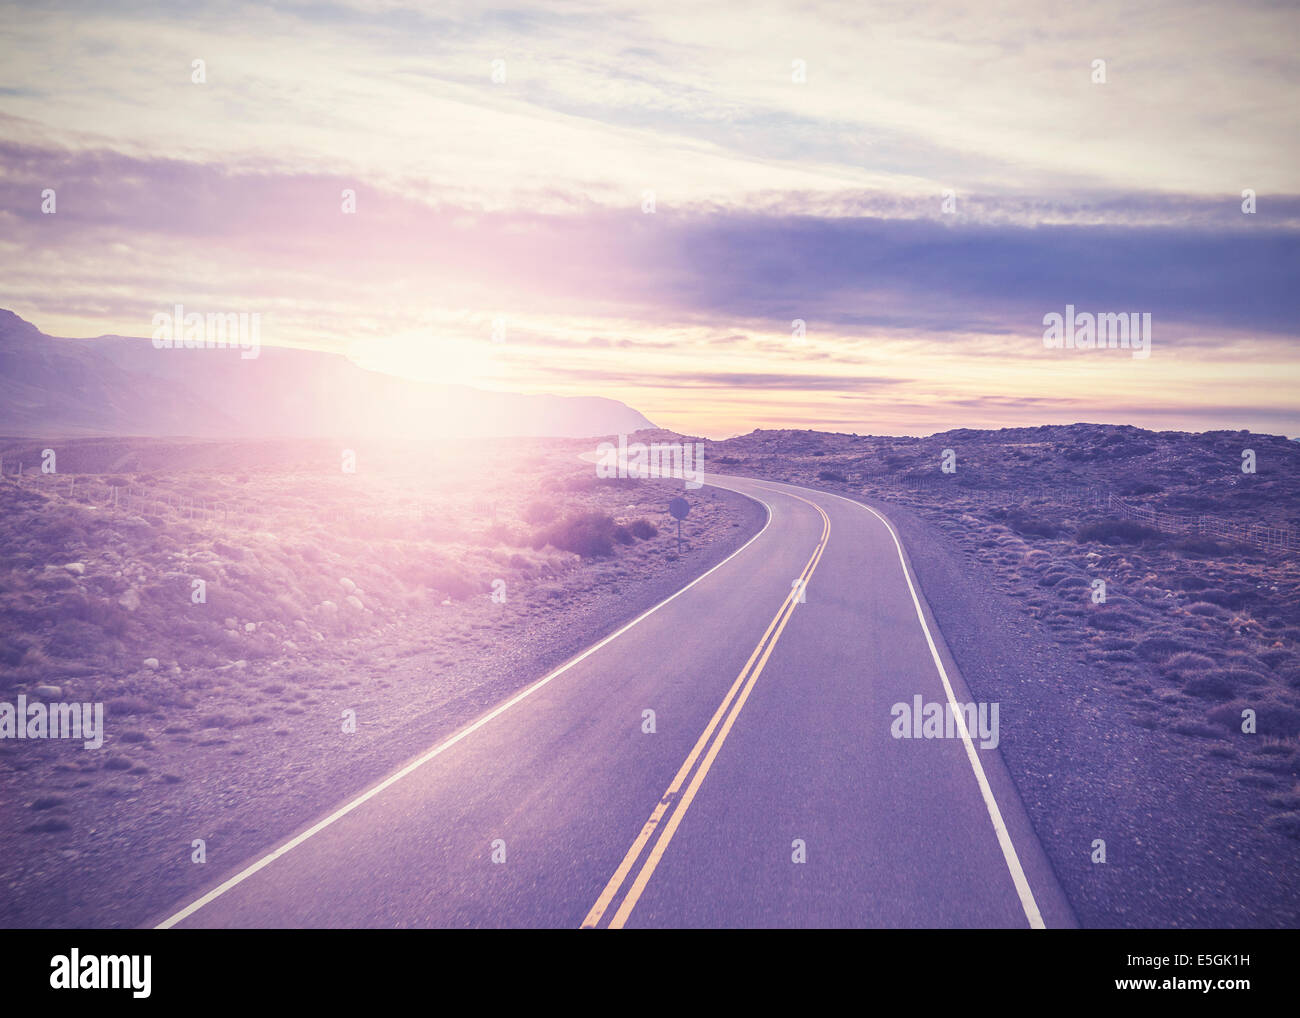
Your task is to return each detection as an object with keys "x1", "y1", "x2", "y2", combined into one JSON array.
[{"x1": 154, "y1": 474, "x2": 1077, "y2": 929}]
